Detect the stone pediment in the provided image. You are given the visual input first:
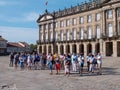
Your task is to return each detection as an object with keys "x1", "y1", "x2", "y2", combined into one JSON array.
[{"x1": 37, "y1": 14, "x2": 54, "y2": 23}]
